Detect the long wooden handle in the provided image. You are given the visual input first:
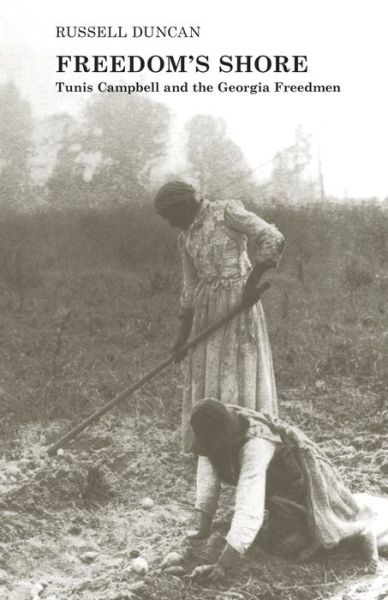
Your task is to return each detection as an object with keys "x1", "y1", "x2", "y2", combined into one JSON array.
[{"x1": 47, "y1": 282, "x2": 270, "y2": 456}]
